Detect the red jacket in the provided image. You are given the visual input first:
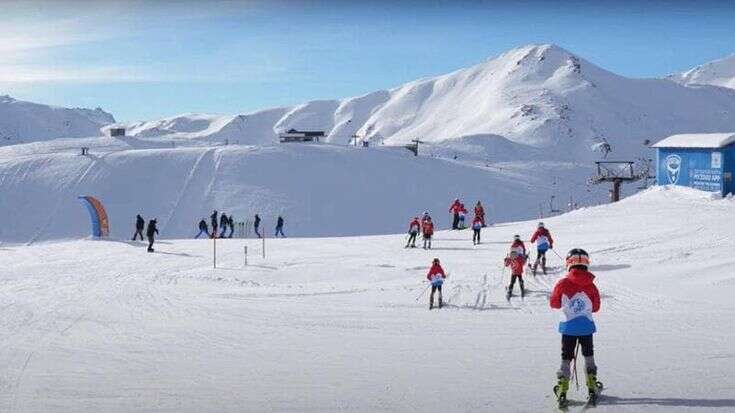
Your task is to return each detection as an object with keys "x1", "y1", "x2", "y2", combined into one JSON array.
[
  {"x1": 426, "y1": 263, "x2": 446, "y2": 281},
  {"x1": 422, "y1": 220, "x2": 434, "y2": 236},
  {"x1": 458, "y1": 204, "x2": 467, "y2": 214},
  {"x1": 408, "y1": 219, "x2": 420, "y2": 233},
  {"x1": 504, "y1": 255, "x2": 526, "y2": 276},
  {"x1": 550, "y1": 268, "x2": 600, "y2": 335},
  {"x1": 530, "y1": 228, "x2": 554, "y2": 248},
  {"x1": 474, "y1": 205, "x2": 485, "y2": 217},
  {"x1": 449, "y1": 200, "x2": 461, "y2": 214},
  {"x1": 510, "y1": 239, "x2": 526, "y2": 256}
]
